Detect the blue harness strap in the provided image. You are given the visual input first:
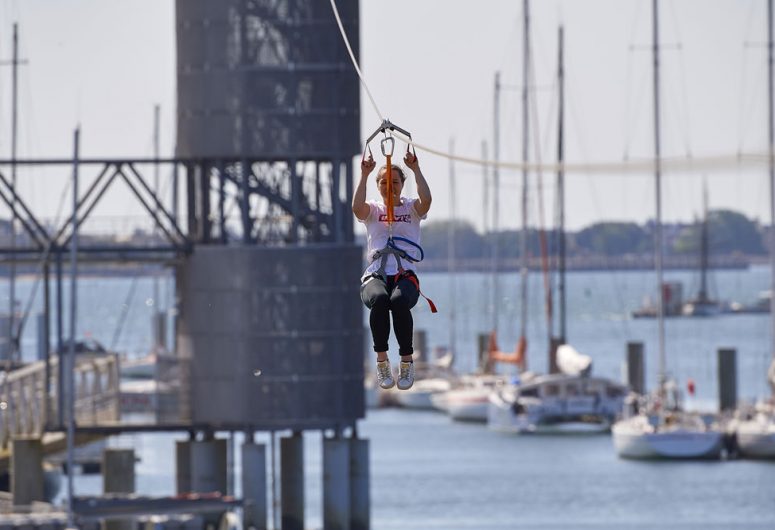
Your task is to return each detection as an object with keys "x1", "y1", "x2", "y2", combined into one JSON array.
[
  {"x1": 368, "y1": 236, "x2": 437, "y2": 314},
  {"x1": 371, "y1": 236, "x2": 423, "y2": 280},
  {"x1": 387, "y1": 236, "x2": 424, "y2": 262}
]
